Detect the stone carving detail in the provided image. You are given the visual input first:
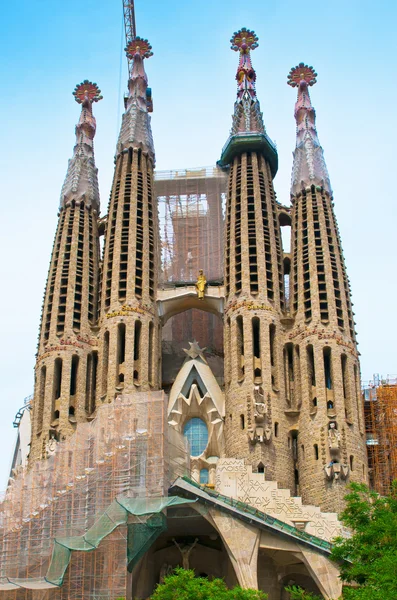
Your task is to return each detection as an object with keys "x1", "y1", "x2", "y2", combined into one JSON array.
[
  {"x1": 45, "y1": 434, "x2": 58, "y2": 458},
  {"x1": 324, "y1": 422, "x2": 349, "y2": 482},
  {"x1": 172, "y1": 538, "x2": 199, "y2": 570},
  {"x1": 216, "y1": 458, "x2": 345, "y2": 542},
  {"x1": 248, "y1": 386, "x2": 272, "y2": 444},
  {"x1": 328, "y1": 422, "x2": 340, "y2": 453}
]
